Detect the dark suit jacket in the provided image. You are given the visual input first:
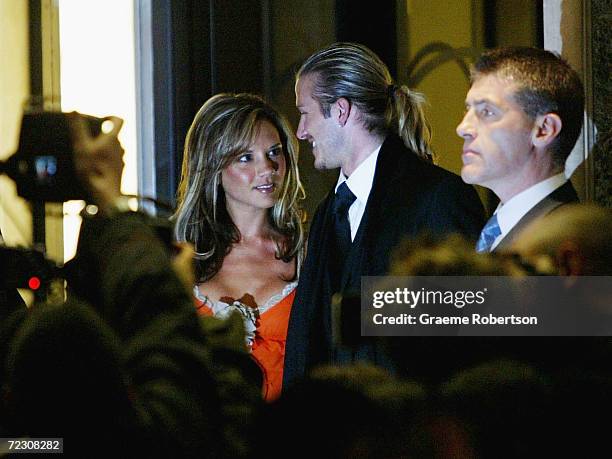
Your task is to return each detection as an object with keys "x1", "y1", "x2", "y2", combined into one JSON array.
[
  {"x1": 283, "y1": 135, "x2": 485, "y2": 387},
  {"x1": 494, "y1": 180, "x2": 579, "y2": 252}
]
